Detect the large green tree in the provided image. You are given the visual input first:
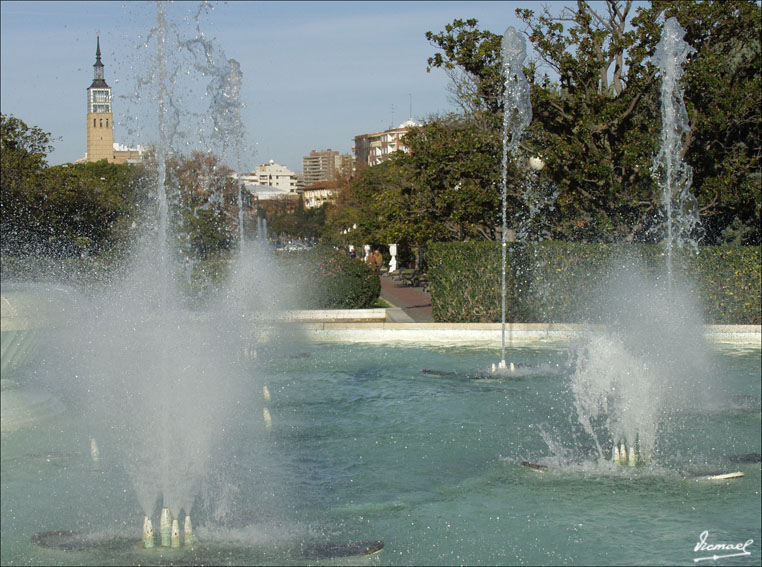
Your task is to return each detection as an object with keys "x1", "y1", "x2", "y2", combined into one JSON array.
[
  {"x1": 1, "y1": 114, "x2": 148, "y2": 257},
  {"x1": 165, "y1": 151, "x2": 241, "y2": 259},
  {"x1": 422, "y1": 1, "x2": 760, "y2": 244},
  {"x1": 398, "y1": 114, "x2": 503, "y2": 241},
  {"x1": 516, "y1": 0, "x2": 666, "y2": 242},
  {"x1": 1, "y1": 114, "x2": 53, "y2": 254}
]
